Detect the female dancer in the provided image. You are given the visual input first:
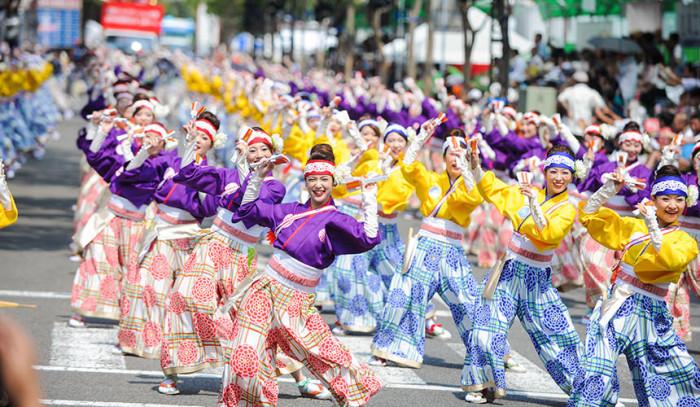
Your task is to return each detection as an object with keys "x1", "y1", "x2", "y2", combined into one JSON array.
[
  {"x1": 160, "y1": 126, "x2": 329, "y2": 399},
  {"x1": 116, "y1": 111, "x2": 219, "y2": 358},
  {"x1": 158, "y1": 125, "x2": 284, "y2": 392},
  {"x1": 578, "y1": 123, "x2": 651, "y2": 318},
  {"x1": 672, "y1": 145, "x2": 700, "y2": 341},
  {"x1": 462, "y1": 145, "x2": 583, "y2": 403},
  {"x1": 570, "y1": 165, "x2": 700, "y2": 405},
  {"x1": 0, "y1": 162, "x2": 17, "y2": 228},
  {"x1": 70, "y1": 99, "x2": 160, "y2": 325},
  {"x1": 370, "y1": 122, "x2": 482, "y2": 368},
  {"x1": 332, "y1": 118, "x2": 386, "y2": 334},
  {"x1": 218, "y1": 143, "x2": 381, "y2": 407}
]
